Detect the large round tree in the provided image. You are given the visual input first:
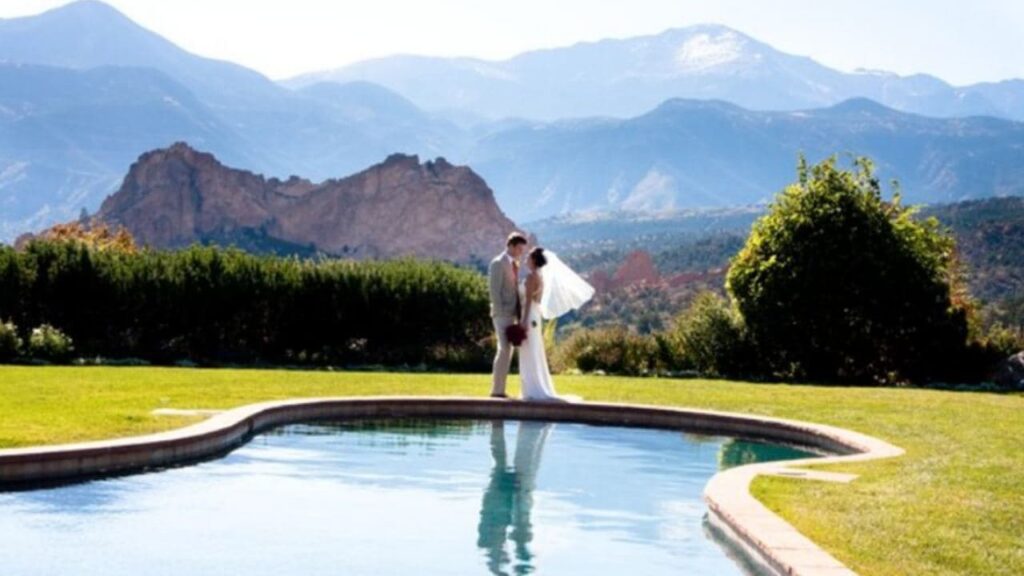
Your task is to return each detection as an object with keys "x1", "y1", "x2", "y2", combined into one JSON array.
[{"x1": 726, "y1": 156, "x2": 972, "y2": 384}]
